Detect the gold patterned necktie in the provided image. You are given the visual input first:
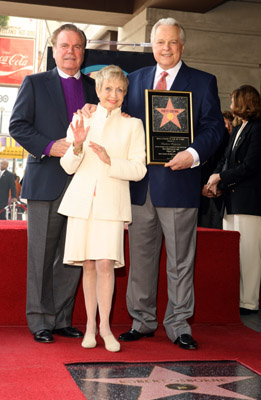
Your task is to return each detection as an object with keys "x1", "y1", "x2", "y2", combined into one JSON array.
[{"x1": 155, "y1": 71, "x2": 168, "y2": 90}]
